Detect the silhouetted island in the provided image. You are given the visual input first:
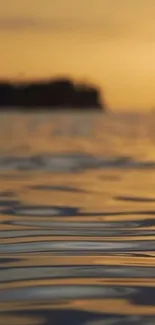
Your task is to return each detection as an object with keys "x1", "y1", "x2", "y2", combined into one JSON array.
[{"x1": 0, "y1": 78, "x2": 104, "y2": 111}]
